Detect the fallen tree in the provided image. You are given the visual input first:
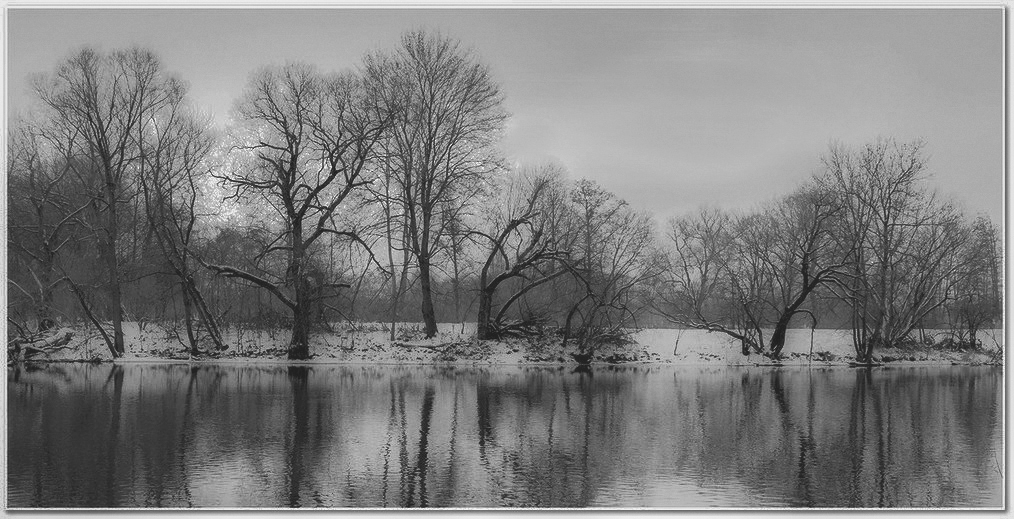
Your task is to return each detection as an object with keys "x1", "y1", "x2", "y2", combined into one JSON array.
[
  {"x1": 8, "y1": 327, "x2": 76, "y2": 362},
  {"x1": 392, "y1": 340, "x2": 469, "y2": 351}
]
